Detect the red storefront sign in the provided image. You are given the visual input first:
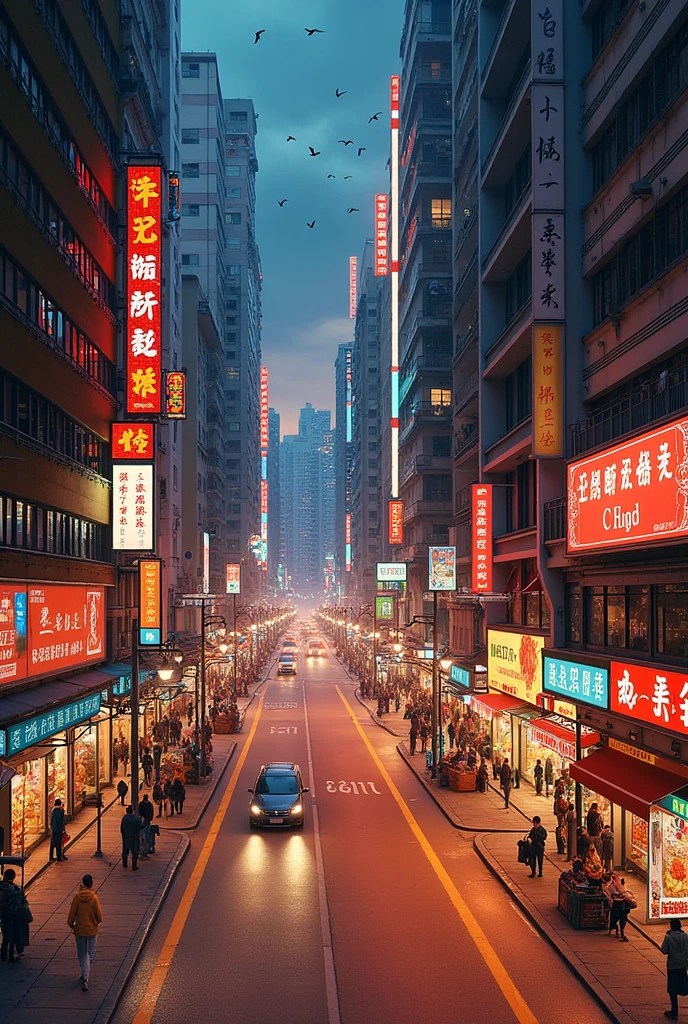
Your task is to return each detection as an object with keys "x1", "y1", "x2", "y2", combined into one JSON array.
[
  {"x1": 112, "y1": 422, "x2": 154, "y2": 461},
  {"x1": 471, "y1": 484, "x2": 492, "y2": 593},
  {"x1": 611, "y1": 660, "x2": 688, "y2": 736},
  {"x1": 165, "y1": 371, "x2": 186, "y2": 419},
  {"x1": 388, "y1": 500, "x2": 403, "y2": 545},
  {"x1": 126, "y1": 165, "x2": 163, "y2": 414},
  {"x1": 567, "y1": 416, "x2": 688, "y2": 553},
  {"x1": 226, "y1": 563, "x2": 241, "y2": 595},
  {"x1": 390, "y1": 75, "x2": 400, "y2": 114},
  {"x1": 349, "y1": 256, "x2": 357, "y2": 319},
  {"x1": 260, "y1": 367, "x2": 269, "y2": 450},
  {"x1": 374, "y1": 194, "x2": 389, "y2": 276},
  {"x1": 0, "y1": 585, "x2": 27, "y2": 683}
]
